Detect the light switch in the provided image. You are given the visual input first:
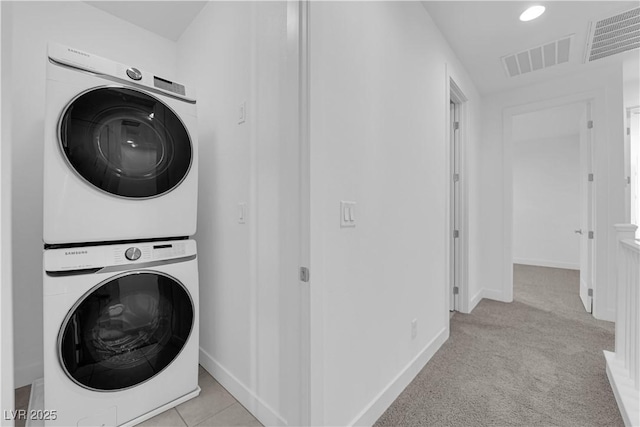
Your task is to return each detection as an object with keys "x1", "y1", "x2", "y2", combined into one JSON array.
[
  {"x1": 340, "y1": 201, "x2": 356, "y2": 228},
  {"x1": 238, "y1": 101, "x2": 246, "y2": 124},
  {"x1": 238, "y1": 203, "x2": 246, "y2": 224}
]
